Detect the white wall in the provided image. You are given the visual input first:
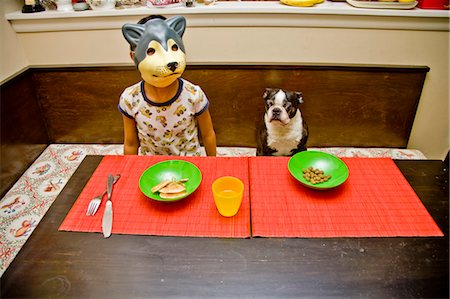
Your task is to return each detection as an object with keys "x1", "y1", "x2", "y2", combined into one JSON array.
[
  {"x1": 0, "y1": 0, "x2": 28, "y2": 83},
  {"x1": 2, "y1": 3, "x2": 449, "y2": 159}
]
